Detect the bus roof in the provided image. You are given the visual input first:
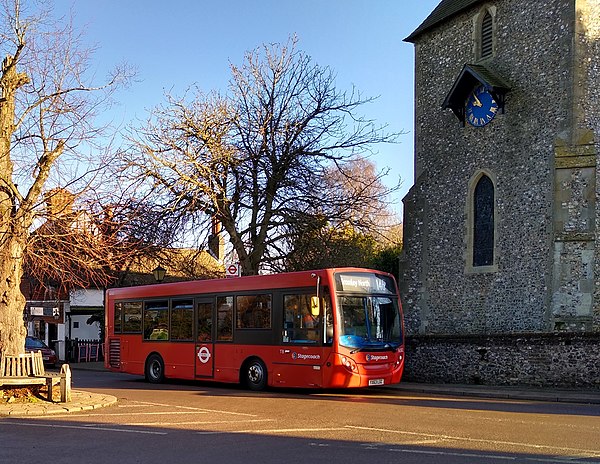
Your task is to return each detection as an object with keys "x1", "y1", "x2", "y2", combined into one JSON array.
[{"x1": 105, "y1": 267, "x2": 394, "y2": 300}]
